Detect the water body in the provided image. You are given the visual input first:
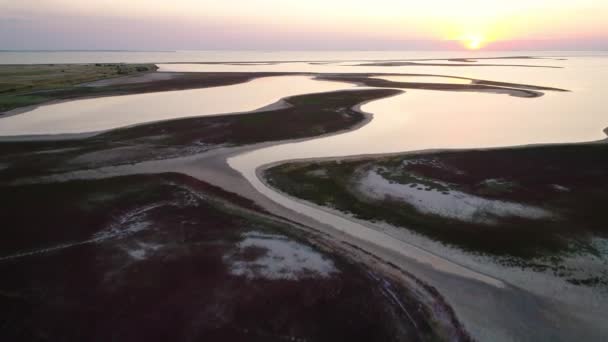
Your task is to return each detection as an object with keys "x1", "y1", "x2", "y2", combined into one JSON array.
[
  {"x1": 2, "y1": 50, "x2": 608, "y2": 64},
  {"x1": 228, "y1": 57, "x2": 608, "y2": 170},
  {"x1": 157, "y1": 55, "x2": 608, "y2": 90},
  {"x1": 0, "y1": 76, "x2": 353, "y2": 136}
]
